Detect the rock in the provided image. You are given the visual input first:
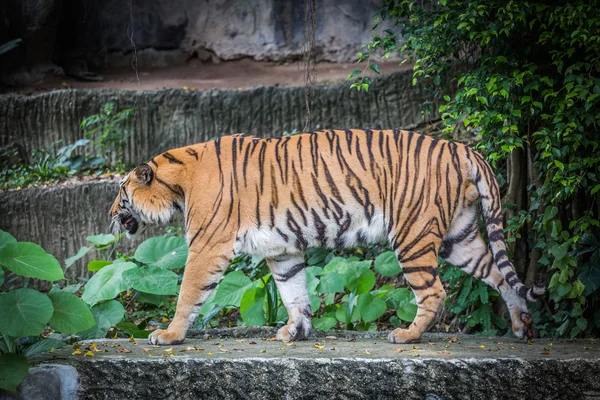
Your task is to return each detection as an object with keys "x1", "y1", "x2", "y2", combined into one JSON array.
[{"x1": 23, "y1": 329, "x2": 600, "y2": 400}]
